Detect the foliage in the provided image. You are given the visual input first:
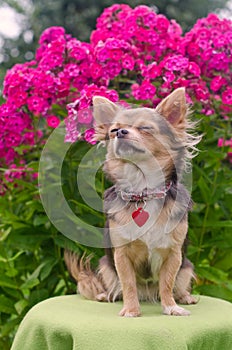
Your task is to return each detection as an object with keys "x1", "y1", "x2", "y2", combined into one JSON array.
[{"x1": 0, "y1": 4, "x2": 232, "y2": 348}]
